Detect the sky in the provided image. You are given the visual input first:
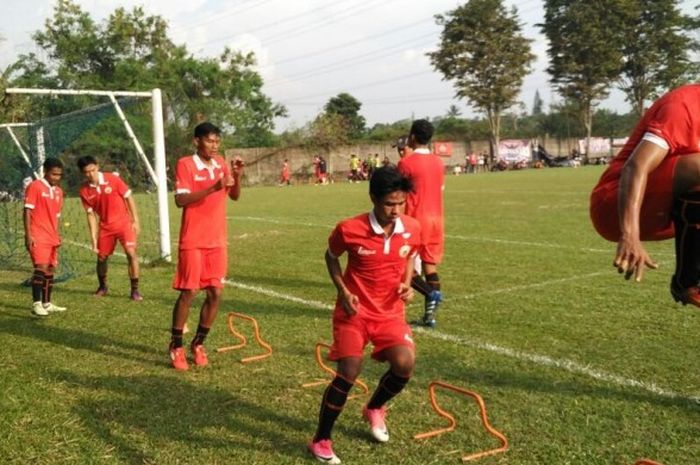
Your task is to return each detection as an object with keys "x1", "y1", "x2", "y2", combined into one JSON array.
[{"x1": 1, "y1": 0, "x2": 698, "y2": 133}]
